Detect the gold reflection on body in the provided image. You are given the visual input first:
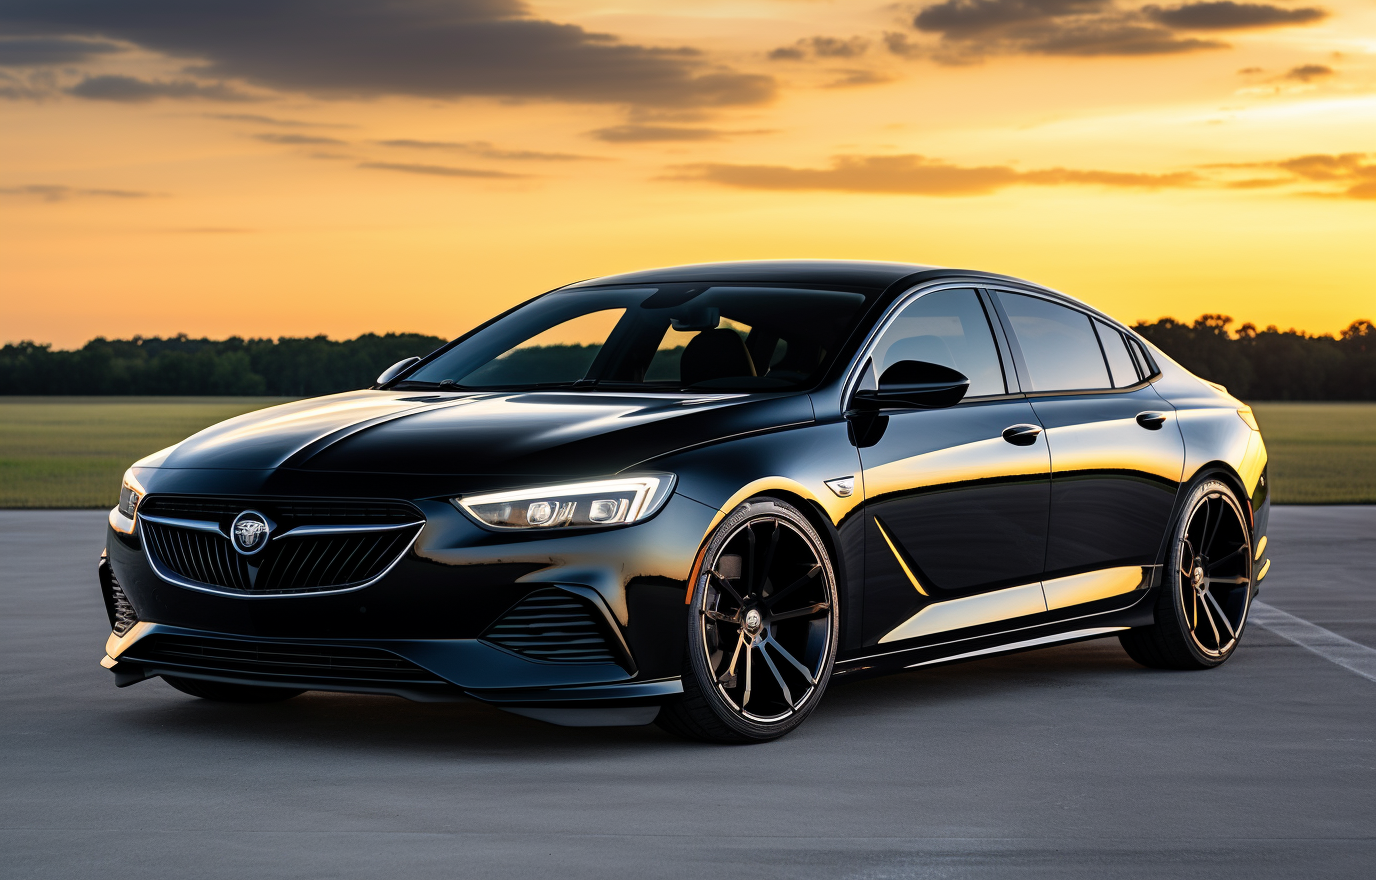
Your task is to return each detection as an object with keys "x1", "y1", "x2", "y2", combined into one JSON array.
[
  {"x1": 862, "y1": 436, "x2": 1047, "y2": 500},
  {"x1": 1254, "y1": 535, "x2": 1267, "y2": 561},
  {"x1": 1041, "y1": 416, "x2": 1183, "y2": 481},
  {"x1": 874, "y1": 517, "x2": 929, "y2": 597},
  {"x1": 1041, "y1": 566, "x2": 1149, "y2": 611},
  {"x1": 878, "y1": 583, "x2": 1047, "y2": 644}
]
